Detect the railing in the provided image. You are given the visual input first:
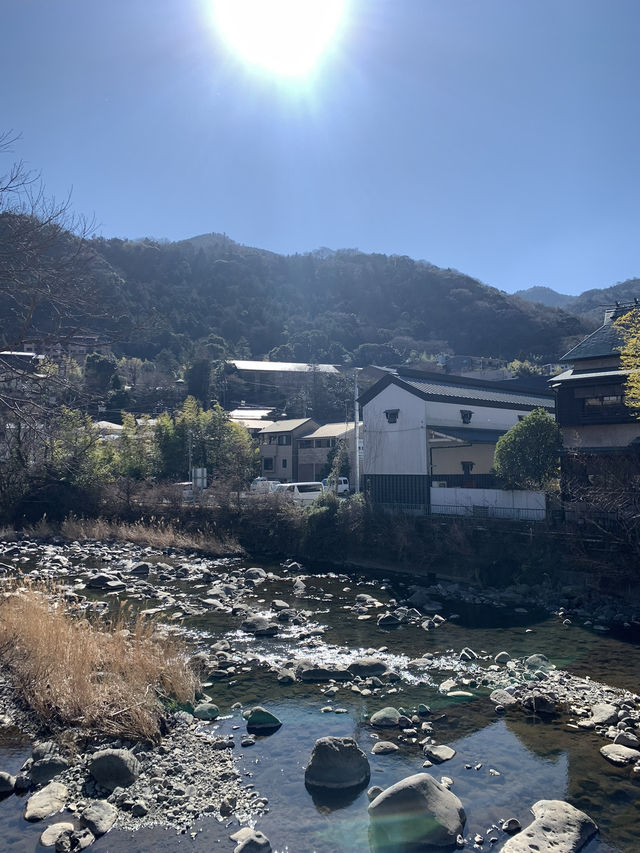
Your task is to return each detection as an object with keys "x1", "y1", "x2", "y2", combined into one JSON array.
[{"x1": 430, "y1": 503, "x2": 546, "y2": 522}]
